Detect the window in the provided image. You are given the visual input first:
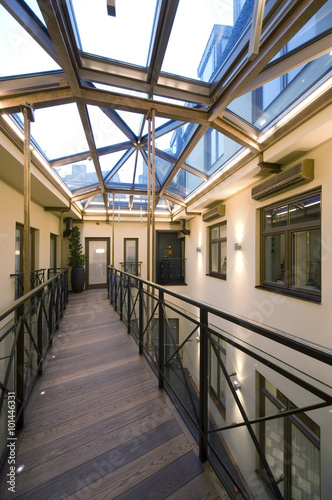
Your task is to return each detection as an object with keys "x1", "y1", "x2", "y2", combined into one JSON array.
[
  {"x1": 257, "y1": 373, "x2": 320, "y2": 499},
  {"x1": 50, "y1": 233, "x2": 57, "y2": 272},
  {"x1": 260, "y1": 188, "x2": 321, "y2": 301},
  {"x1": 208, "y1": 221, "x2": 227, "y2": 279},
  {"x1": 123, "y1": 238, "x2": 139, "y2": 275},
  {"x1": 209, "y1": 337, "x2": 226, "y2": 418}
]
